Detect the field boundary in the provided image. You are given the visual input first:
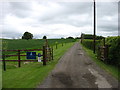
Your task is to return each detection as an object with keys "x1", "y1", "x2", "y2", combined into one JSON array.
[{"x1": 1, "y1": 46, "x2": 53, "y2": 71}]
